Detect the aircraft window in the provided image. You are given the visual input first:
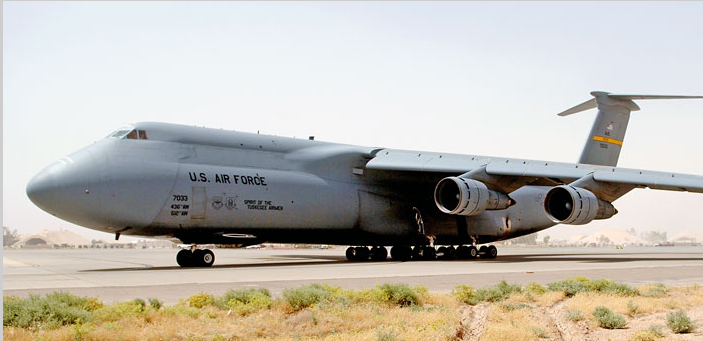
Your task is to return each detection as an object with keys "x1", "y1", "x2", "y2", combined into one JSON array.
[
  {"x1": 110, "y1": 130, "x2": 130, "y2": 138},
  {"x1": 138, "y1": 130, "x2": 148, "y2": 140},
  {"x1": 126, "y1": 130, "x2": 138, "y2": 139}
]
